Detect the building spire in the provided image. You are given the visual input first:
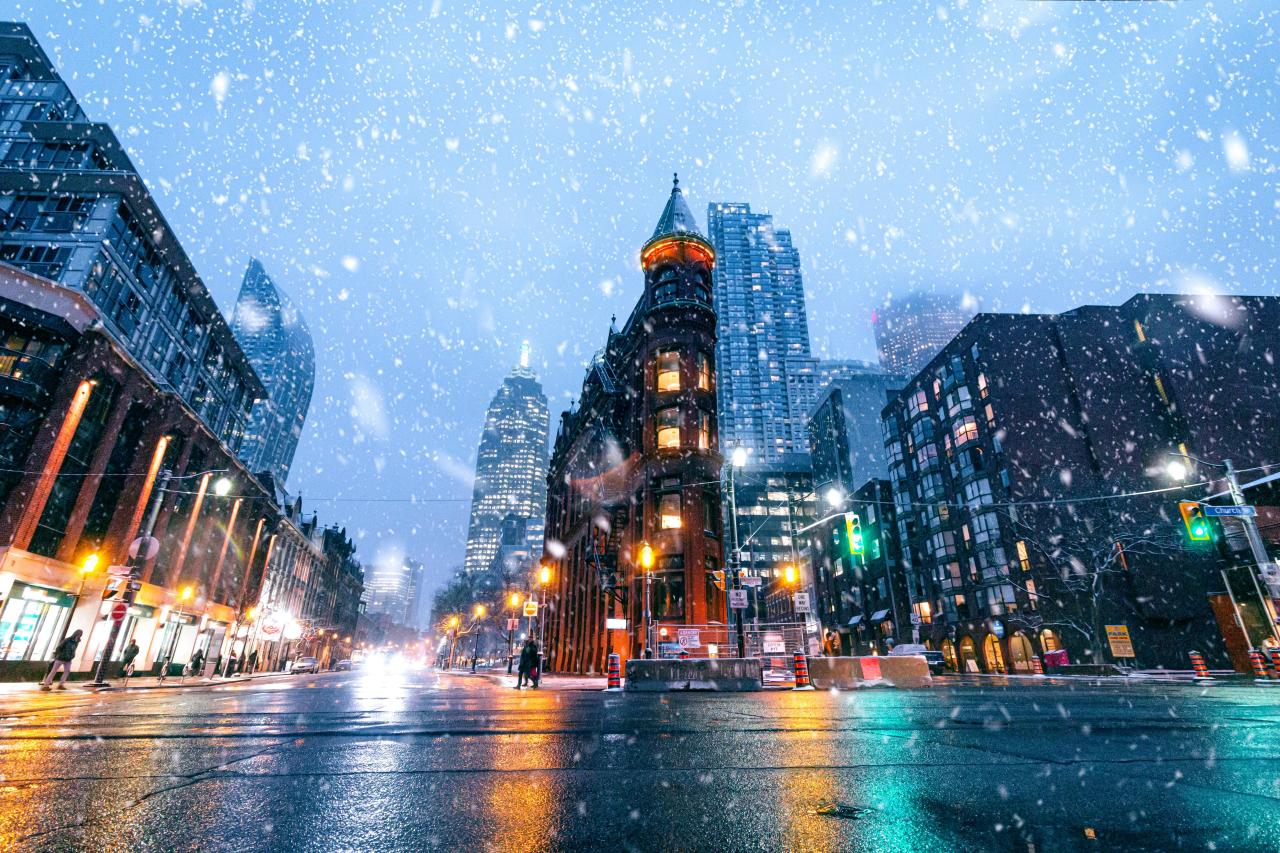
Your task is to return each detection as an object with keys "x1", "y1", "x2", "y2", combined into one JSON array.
[
  {"x1": 519, "y1": 340, "x2": 530, "y2": 369},
  {"x1": 649, "y1": 170, "x2": 703, "y2": 241}
]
